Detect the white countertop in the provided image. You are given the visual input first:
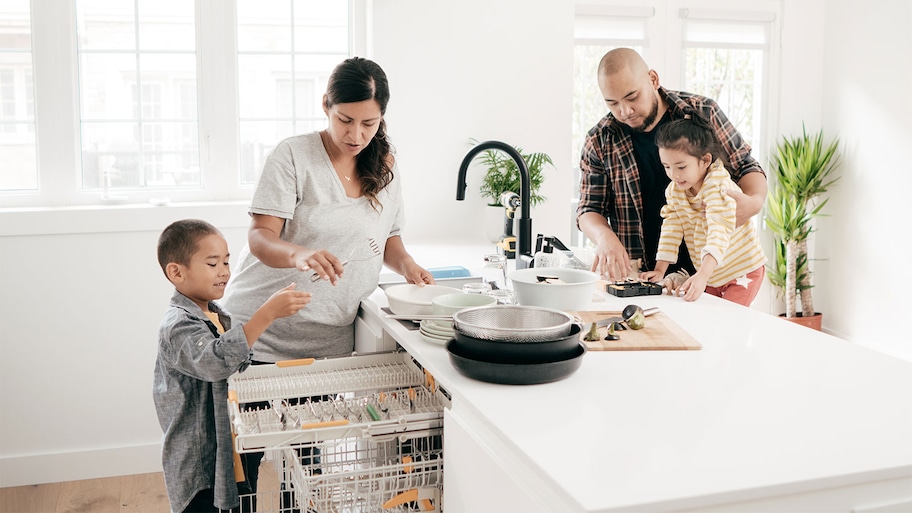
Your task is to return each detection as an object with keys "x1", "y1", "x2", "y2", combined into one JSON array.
[{"x1": 361, "y1": 282, "x2": 912, "y2": 512}]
